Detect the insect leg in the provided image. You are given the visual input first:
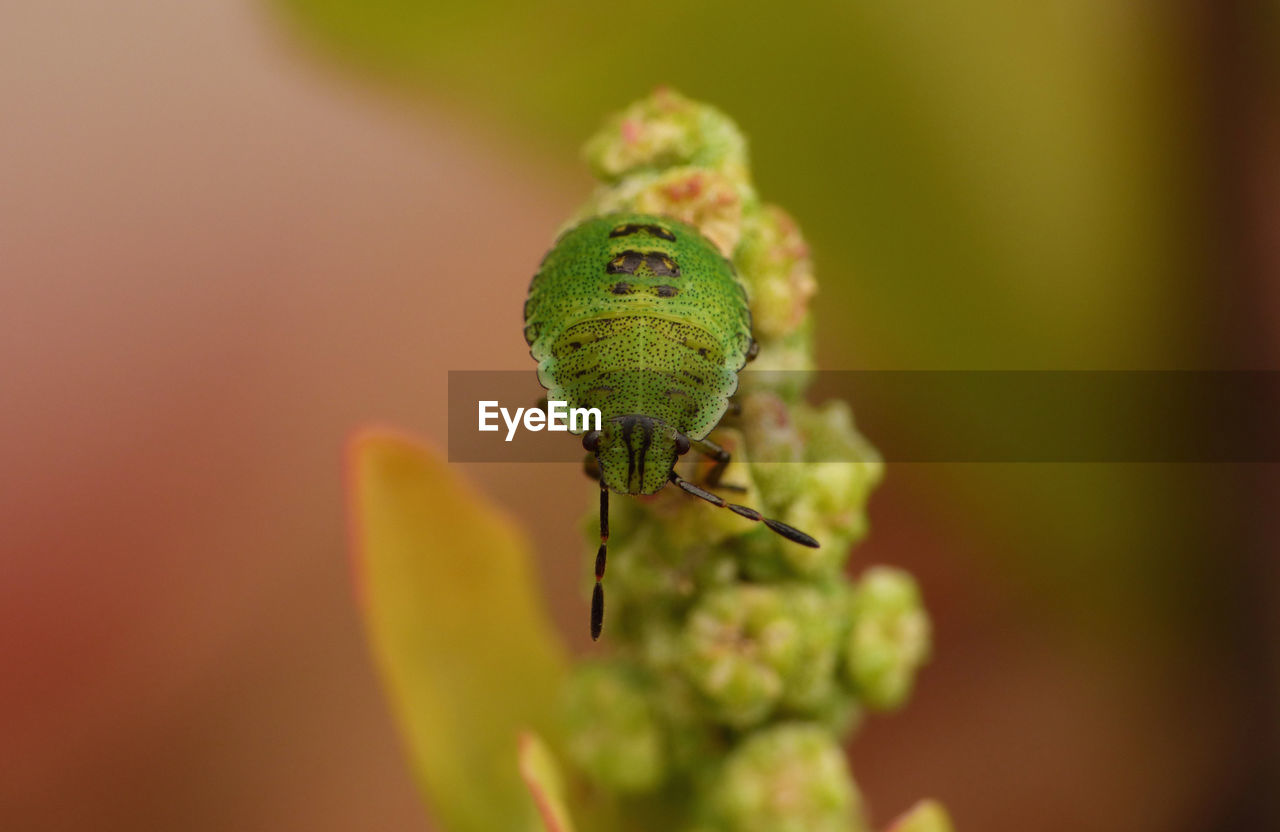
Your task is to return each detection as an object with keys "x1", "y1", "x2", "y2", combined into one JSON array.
[
  {"x1": 691, "y1": 436, "x2": 746, "y2": 492},
  {"x1": 591, "y1": 483, "x2": 609, "y2": 641},
  {"x1": 582, "y1": 452, "x2": 601, "y2": 481},
  {"x1": 669, "y1": 471, "x2": 819, "y2": 548}
]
